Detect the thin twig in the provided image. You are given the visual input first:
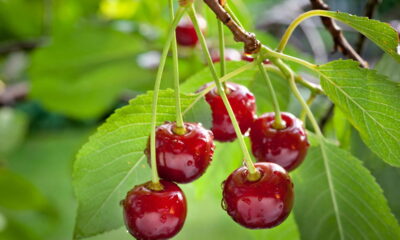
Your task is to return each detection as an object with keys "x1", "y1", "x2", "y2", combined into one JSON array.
[
  {"x1": 309, "y1": 0, "x2": 368, "y2": 68},
  {"x1": 355, "y1": 0, "x2": 381, "y2": 53}
]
